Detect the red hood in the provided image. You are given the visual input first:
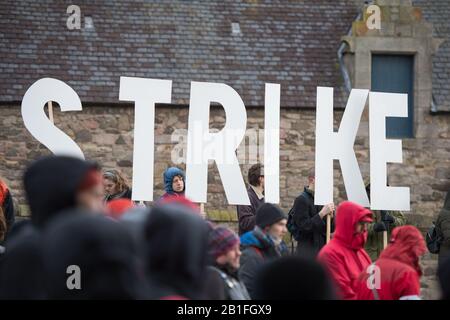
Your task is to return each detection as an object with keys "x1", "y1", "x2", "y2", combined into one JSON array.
[
  {"x1": 379, "y1": 225, "x2": 426, "y2": 275},
  {"x1": 333, "y1": 201, "x2": 373, "y2": 248}
]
